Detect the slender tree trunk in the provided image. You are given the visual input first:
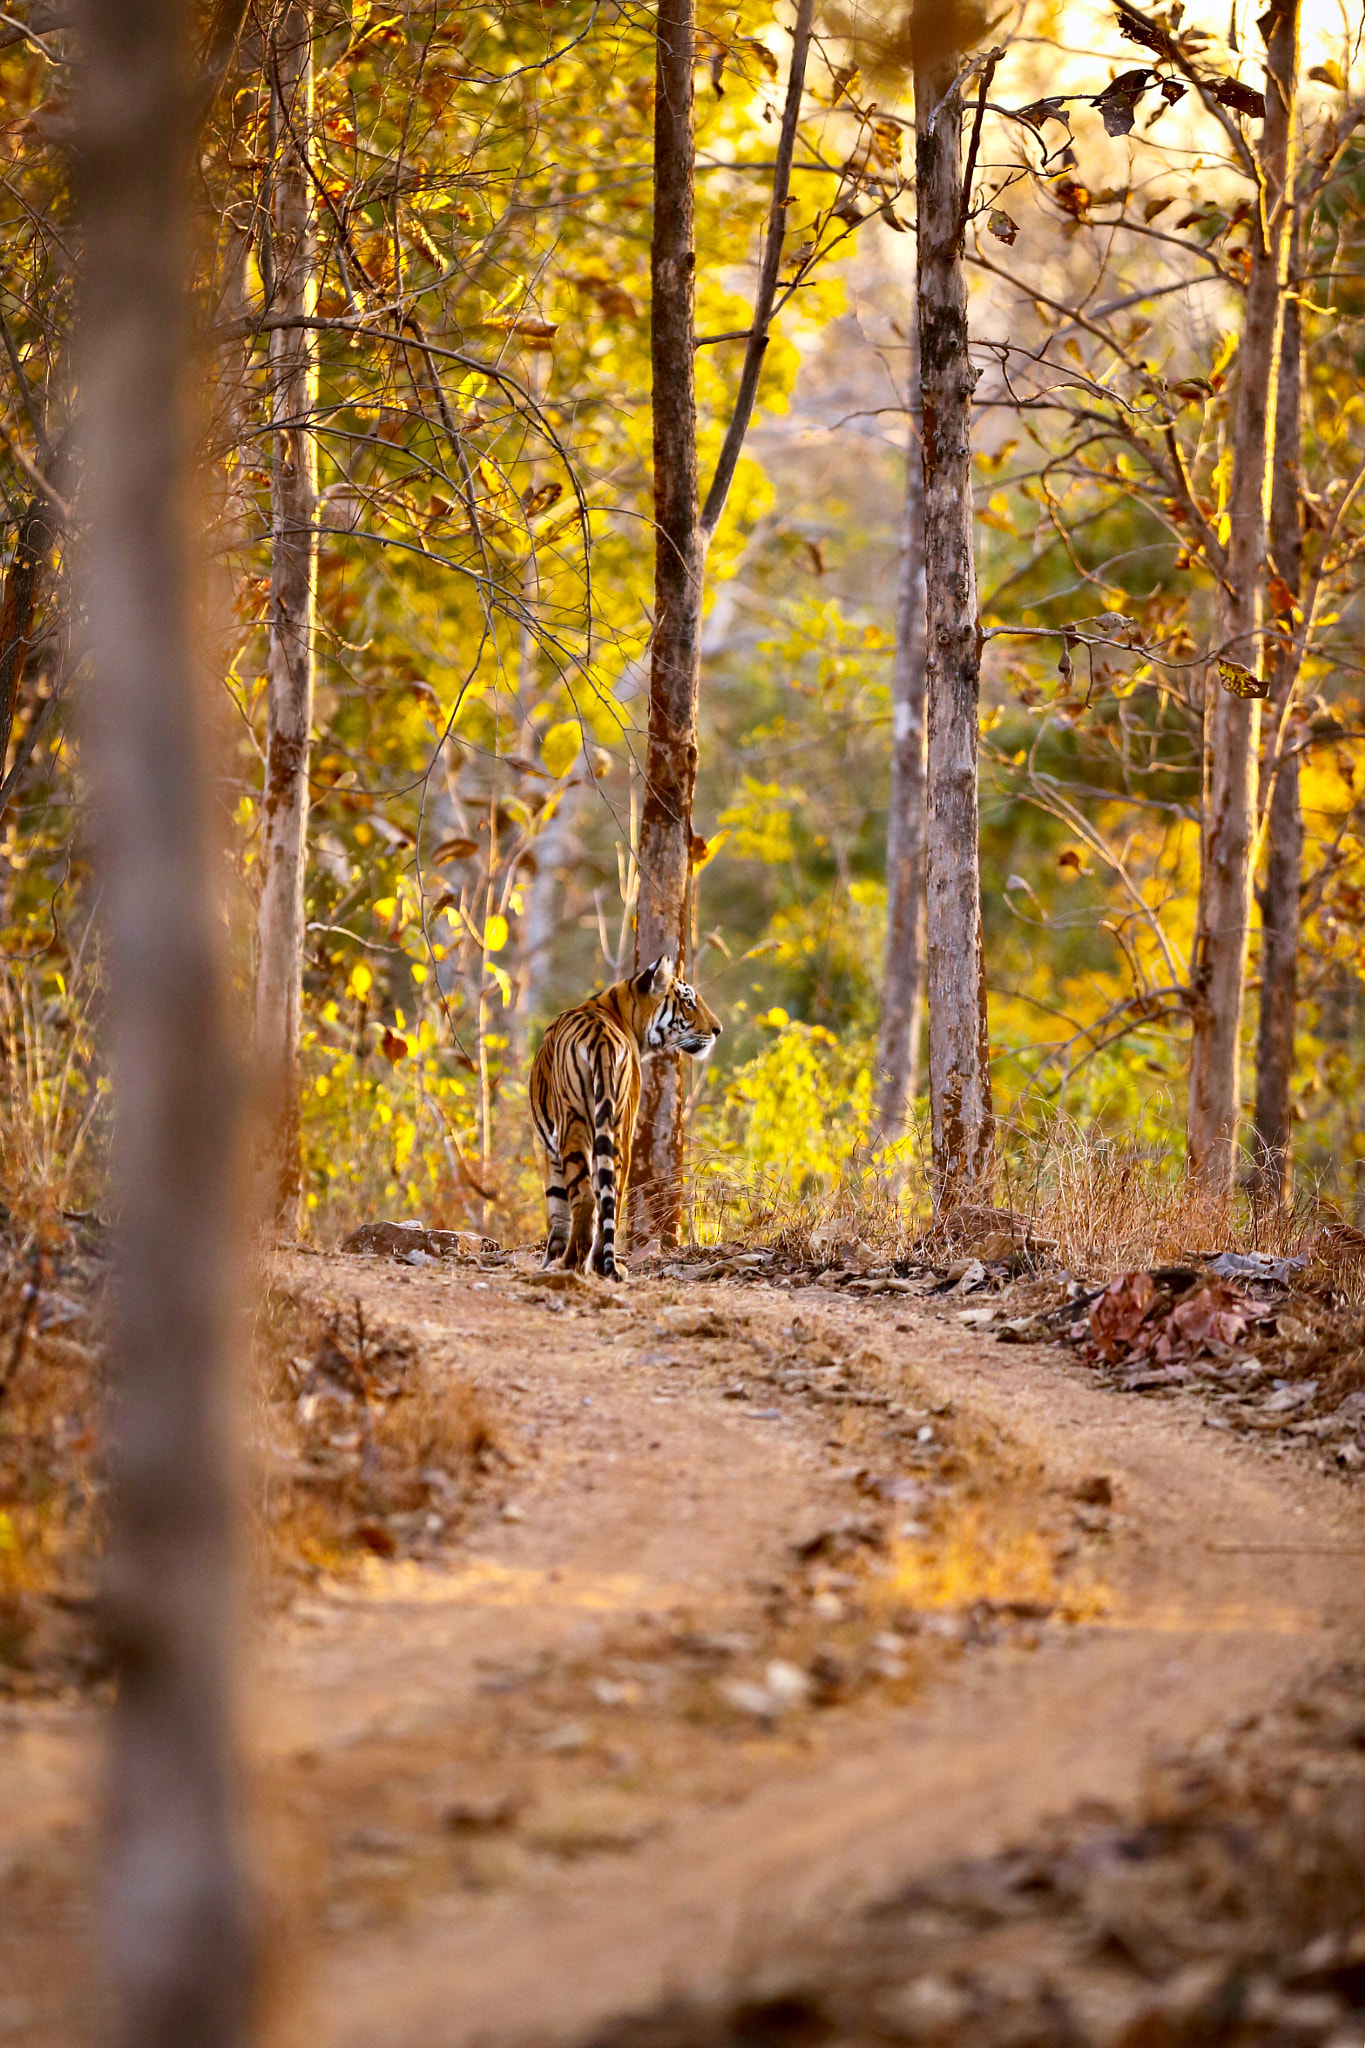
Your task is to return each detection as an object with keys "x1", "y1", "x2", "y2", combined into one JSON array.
[
  {"x1": 914, "y1": 2, "x2": 993, "y2": 1202},
  {"x1": 631, "y1": 0, "x2": 701, "y2": 1249},
  {"x1": 0, "y1": 433, "x2": 71, "y2": 806},
  {"x1": 0, "y1": 487, "x2": 59, "y2": 779},
  {"x1": 1253, "y1": 211, "x2": 1304, "y2": 1203},
  {"x1": 876, "y1": 327, "x2": 928, "y2": 1139},
  {"x1": 253, "y1": 0, "x2": 317, "y2": 1231},
  {"x1": 1187, "y1": 0, "x2": 1299, "y2": 1188},
  {"x1": 631, "y1": 0, "x2": 815, "y2": 1244},
  {"x1": 72, "y1": 0, "x2": 251, "y2": 2040},
  {"x1": 510, "y1": 784, "x2": 579, "y2": 1065}
]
